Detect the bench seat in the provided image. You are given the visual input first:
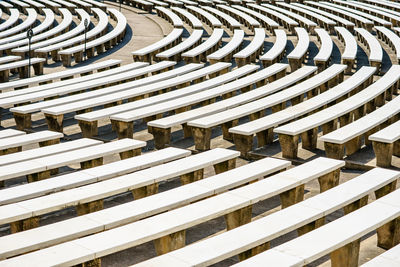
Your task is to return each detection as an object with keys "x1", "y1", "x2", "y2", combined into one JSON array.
[
  {"x1": 171, "y1": 7, "x2": 203, "y2": 29},
  {"x1": 375, "y1": 26, "x2": 400, "y2": 64},
  {"x1": 127, "y1": 0, "x2": 153, "y2": 13},
  {"x1": 0, "y1": 56, "x2": 21, "y2": 65},
  {"x1": 155, "y1": 6, "x2": 183, "y2": 28},
  {"x1": 314, "y1": 28, "x2": 333, "y2": 72},
  {"x1": 182, "y1": 28, "x2": 224, "y2": 63},
  {"x1": 233, "y1": 28, "x2": 265, "y2": 67},
  {"x1": 0, "y1": 148, "x2": 237, "y2": 236},
  {"x1": 186, "y1": 6, "x2": 222, "y2": 28},
  {"x1": 148, "y1": 66, "x2": 316, "y2": 149},
  {"x1": 216, "y1": 5, "x2": 260, "y2": 31},
  {"x1": 232, "y1": 5, "x2": 279, "y2": 34},
  {"x1": 0, "y1": 129, "x2": 25, "y2": 140},
  {"x1": 355, "y1": 28, "x2": 383, "y2": 72},
  {"x1": 0, "y1": 9, "x2": 19, "y2": 32},
  {"x1": 274, "y1": 65, "x2": 400, "y2": 159},
  {"x1": 260, "y1": 29, "x2": 287, "y2": 67},
  {"x1": 137, "y1": 167, "x2": 399, "y2": 267},
  {"x1": 362, "y1": 243, "x2": 400, "y2": 266},
  {"x1": 0, "y1": 8, "x2": 36, "y2": 39},
  {"x1": 369, "y1": 120, "x2": 400, "y2": 168},
  {"x1": 132, "y1": 28, "x2": 183, "y2": 62},
  {"x1": 75, "y1": 63, "x2": 253, "y2": 138},
  {"x1": 234, "y1": 186, "x2": 400, "y2": 266},
  {"x1": 0, "y1": 147, "x2": 190, "y2": 205},
  {"x1": 287, "y1": 27, "x2": 310, "y2": 71},
  {"x1": 335, "y1": 26, "x2": 357, "y2": 73},
  {"x1": 207, "y1": 29, "x2": 244, "y2": 64},
  {"x1": 0, "y1": 157, "x2": 343, "y2": 266},
  {"x1": 203, "y1": 6, "x2": 241, "y2": 31},
  {"x1": 0, "y1": 58, "x2": 46, "y2": 82}
]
